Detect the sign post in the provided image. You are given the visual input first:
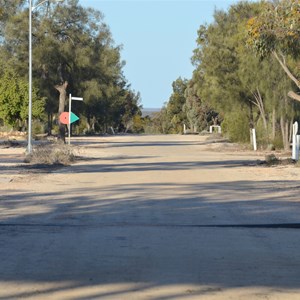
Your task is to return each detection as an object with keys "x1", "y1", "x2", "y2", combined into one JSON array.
[
  {"x1": 292, "y1": 121, "x2": 298, "y2": 160},
  {"x1": 252, "y1": 128, "x2": 257, "y2": 151},
  {"x1": 68, "y1": 94, "x2": 83, "y2": 145}
]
